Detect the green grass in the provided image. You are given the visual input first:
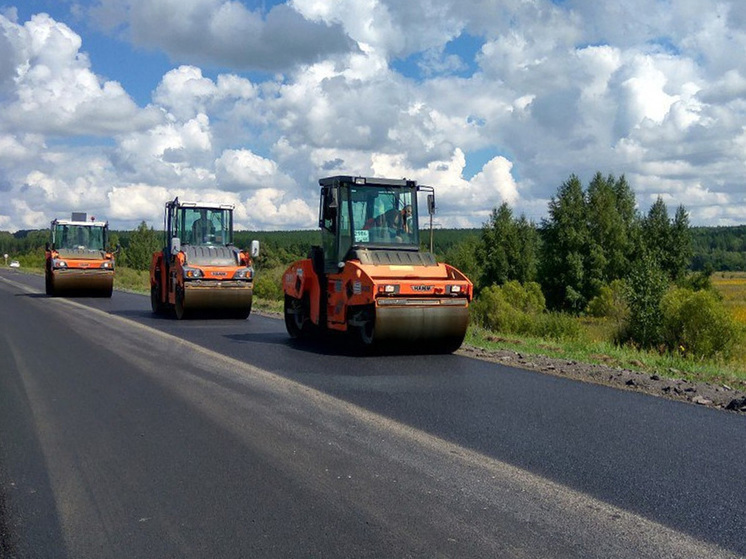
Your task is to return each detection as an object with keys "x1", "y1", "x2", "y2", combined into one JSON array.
[
  {"x1": 114, "y1": 267, "x2": 150, "y2": 293},
  {"x1": 465, "y1": 324, "x2": 746, "y2": 387}
]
